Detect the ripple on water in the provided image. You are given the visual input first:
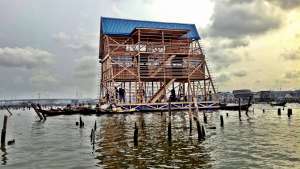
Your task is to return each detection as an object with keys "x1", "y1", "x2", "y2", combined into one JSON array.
[{"x1": 1, "y1": 104, "x2": 300, "y2": 168}]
